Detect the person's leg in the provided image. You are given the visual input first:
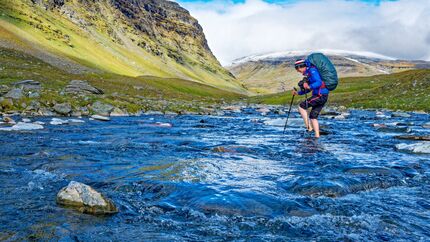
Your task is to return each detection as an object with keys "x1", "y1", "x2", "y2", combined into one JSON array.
[
  {"x1": 310, "y1": 119, "x2": 320, "y2": 138},
  {"x1": 308, "y1": 95, "x2": 328, "y2": 138},
  {"x1": 298, "y1": 106, "x2": 311, "y2": 130}
]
